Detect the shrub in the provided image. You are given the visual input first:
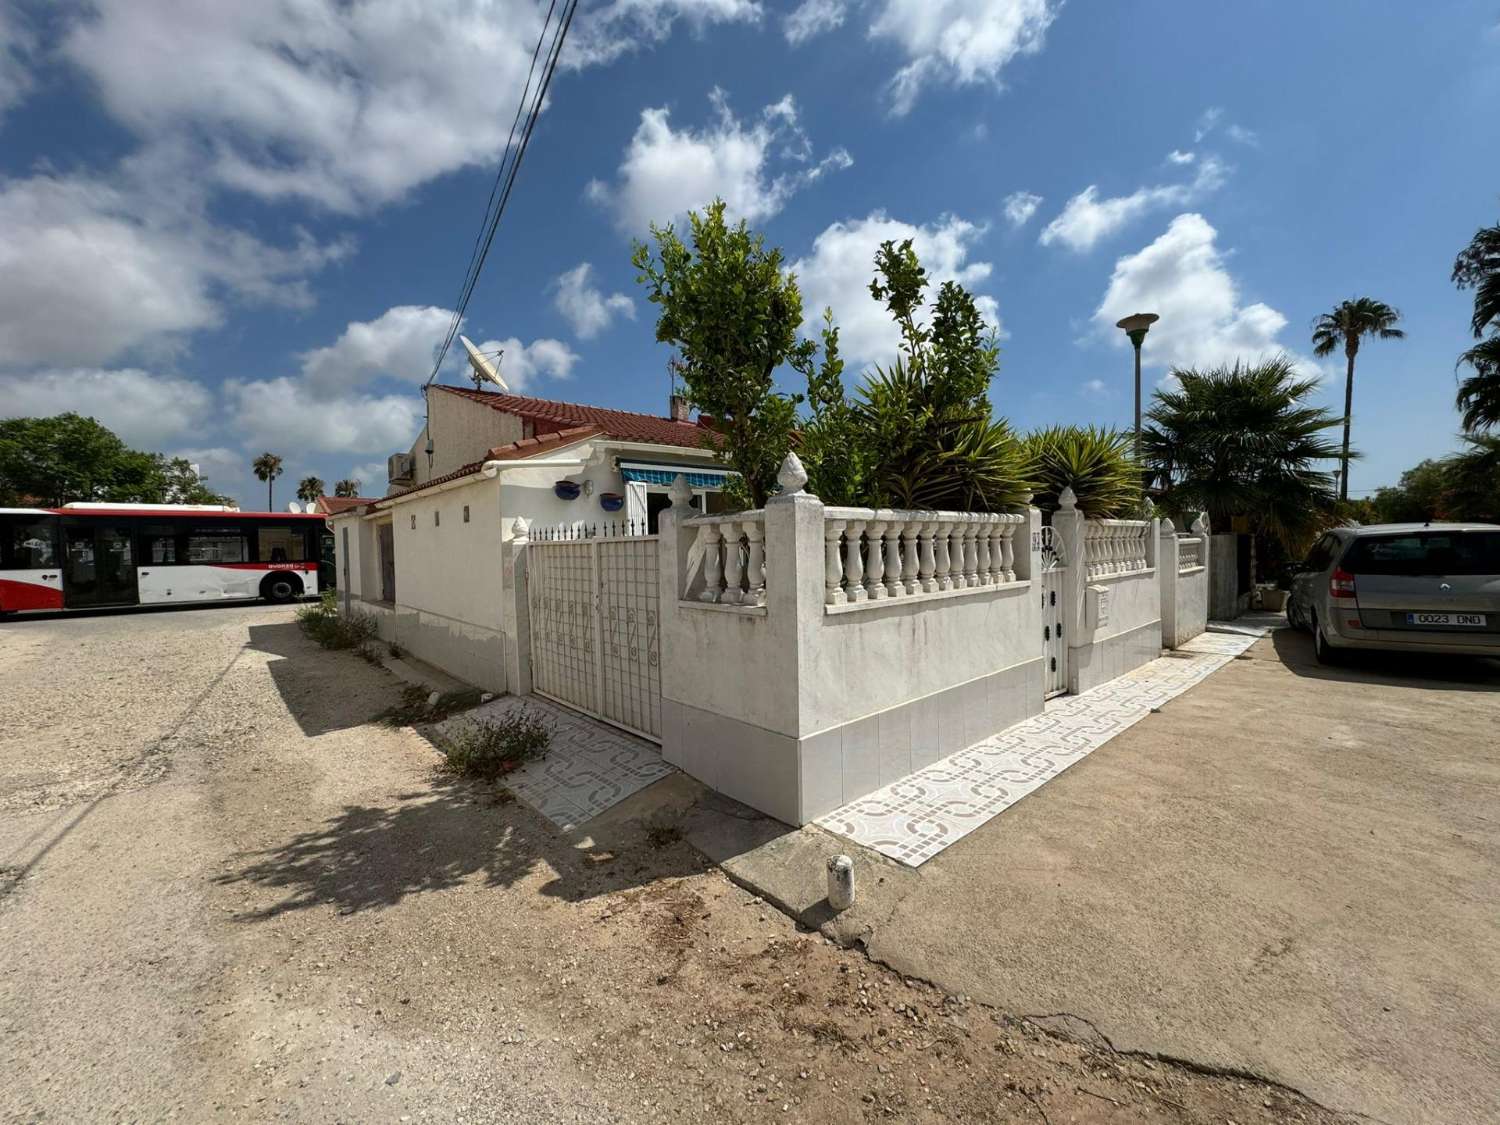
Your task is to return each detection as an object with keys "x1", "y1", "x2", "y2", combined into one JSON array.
[
  {"x1": 441, "y1": 711, "x2": 551, "y2": 780},
  {"x1": 1022, "y1": 426, "x2": 1142, "y2": 516},
  {"x1": 296, "y1": 591, "x2": 378, "y2": 650},
  {"x1": 381, "y1": 684, "x2": 485, "y2": 727}
]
